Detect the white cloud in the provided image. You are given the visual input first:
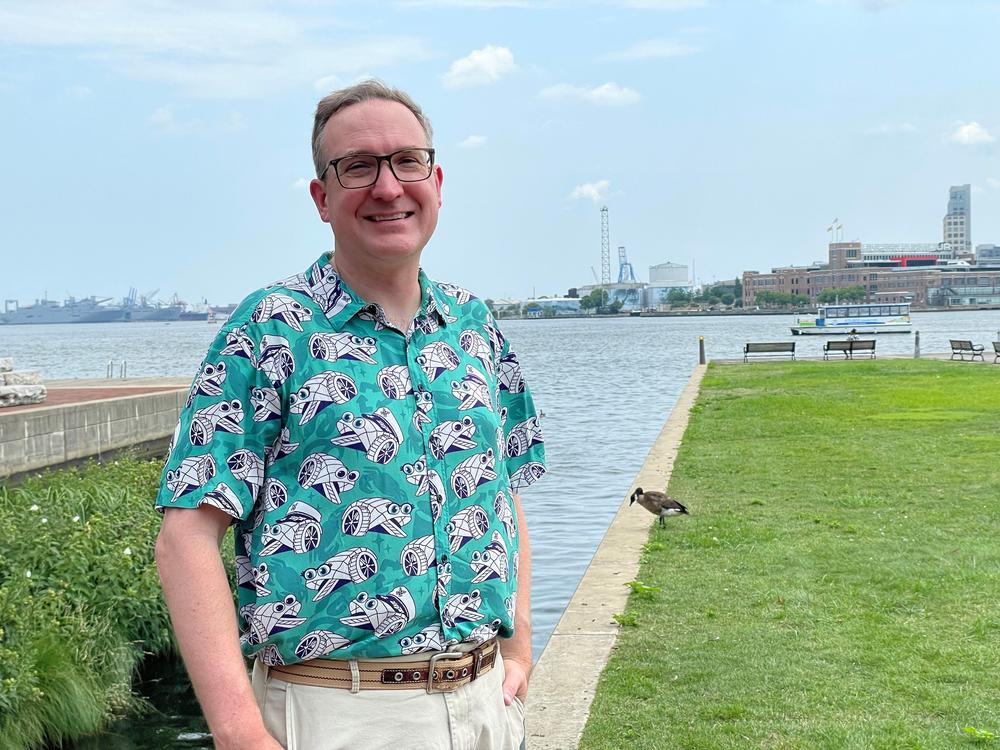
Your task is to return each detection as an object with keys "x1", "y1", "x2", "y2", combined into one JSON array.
[
  {"x1": 570, "y1": 180, "x2": 611, "y2": 202},
  {"x1": 148, "y1": 104, "x2": 244, "y2": 135},
  {"x1": 540, "y1": 82, "x2": 640, "y2": 106},
  {"x1": 947, "y1": 121, "x2": 995, "y2": 145},
  {"x1": 395, "y1": 0, "x2": 531, "y2": 6},
  {"x1": 458, "y1": 134, "x2": 488, "y2": 148},
  {"x1": 0, "y1": 2, "x2": 433, "y2": 98},
  {"x1": 313, "y1": 75, "x2": 341, "y2": 92},
  {"x1": 149, "y1": 105, "x2": 184, "y2": 134},
  {"x1": 66, "y1": 84, "x2": 93, "y2": 99},
  {"x1": 860, "y1": 0, "x2": 904, "y2": 11},
  {"x1": 987, "y1": 177, "x2": 1000, "y2": 189},
  {"x1": 866, "y1": 122, "x2": 916, "y2": 135},
  {"x1": 618, "y1": 0, "x2": 706, "y2": 8},
  {"x1": 442, "y1": 45, "x2": 517, "y2": 88},
  {"x1": 600, "y1": 38, "x2": 697, "y2": 61},
  {"x1": 313, "y1": 72, "x2": 379, "y2": 93},
  {"x1": 292, "y1": 177, "x2": 311, "y2": 190}
]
